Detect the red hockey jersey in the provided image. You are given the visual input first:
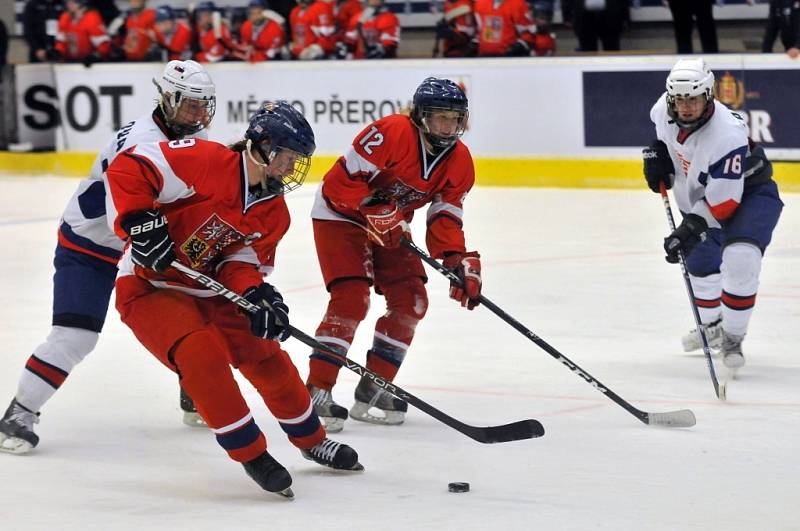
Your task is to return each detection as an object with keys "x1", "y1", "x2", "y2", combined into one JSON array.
[
  {"x1": 240, "y1": 13, "x2": 287, "y2": 61},
  {"x1": 55, "y1": 9, "x2": 111, "y2": 61},
  {"x1": 311, "y1": 114, "x2": 474, "y2": 258},
  {"x1": 473, "y1": 0, "x2": 536, "y2": 56},
  {"x1": 106, "y1": 138, "x2": 290, "y2": 297},
  {"x1": 343, "y1": 6, "x2": 401, "y2": 58},
  {"x1": 290, "y1": 1, "x2": 336, "y2": 58},
  {"x1": 123, "y1": 8, "x2": 156, "y2": 60},
  {"x1": 153, "y1": 21, "x2": 193, "y2": 61},
  {"x1": 195, "y1": 22, "x2": 238, "y2": 62}
]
